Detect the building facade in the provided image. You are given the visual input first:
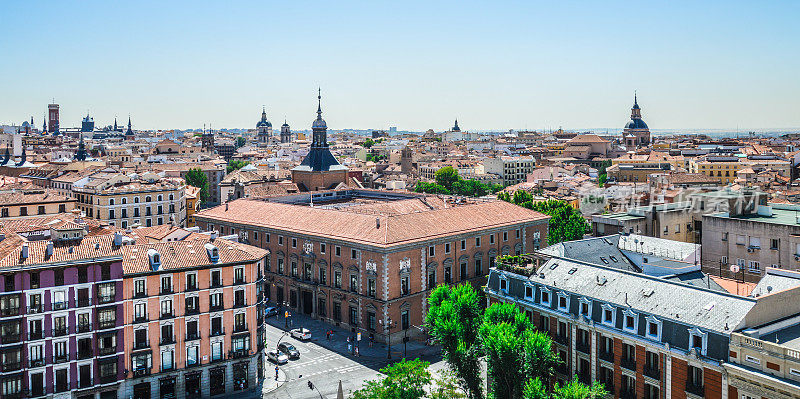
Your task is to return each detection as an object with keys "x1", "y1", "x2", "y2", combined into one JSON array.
[
  {"x1": 0, "y1": 223, "x2": 126, "y2": 399},
  {"x1": 0, "y1": 189, "x2": 76, "y2": 219},
  {"x1": 194, "y1": 190, "x2": 549, "y2": 344},
  {"x1": 120, "y1": 237, "x2": 267, "y2": 399}
]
